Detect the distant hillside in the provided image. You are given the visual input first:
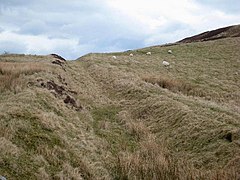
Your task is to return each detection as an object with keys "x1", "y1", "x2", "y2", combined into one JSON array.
[
  {"x1": 178, "y1": 24, "x2": 240, "y2": 43},
  {"x1": 0, "y1": 27, "x2": 240, "y2": 179}
]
